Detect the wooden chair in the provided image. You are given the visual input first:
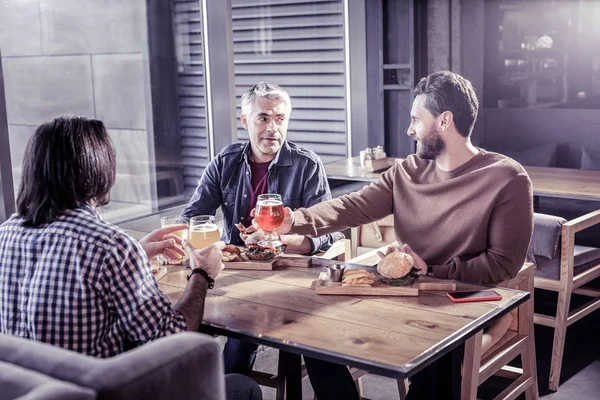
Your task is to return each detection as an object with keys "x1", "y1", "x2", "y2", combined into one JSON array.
[
  {"x1": 350, "y1": 215, "x2": 395, "y2": 258},
  {"x1": 461, "y1": 262, "x2": 539, "y2": 400},
  {"x1": 530, "y1": 210, "x2": 600, "y2": 391},
  {"x1": 348, "y1": 246, "x2": 538, "y2": 400},
  {"x1": 249, "y1": 238, "x2": 352, "y2": 399}
]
